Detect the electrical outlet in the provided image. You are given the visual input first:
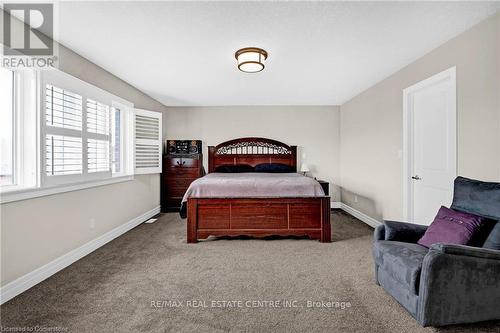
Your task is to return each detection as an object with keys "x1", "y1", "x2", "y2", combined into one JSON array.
[
  {"x1": 89, "y1": 218, "x2": 95, "y2": 229},
  {"x1": 354, "y1": 195, "x2": 358, "y2": 203}
]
